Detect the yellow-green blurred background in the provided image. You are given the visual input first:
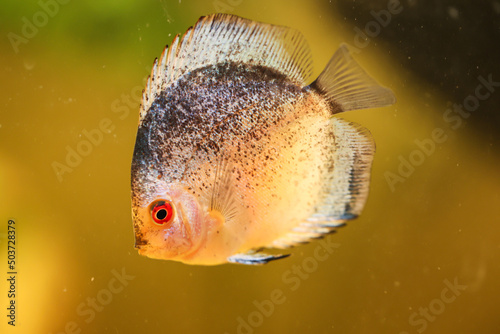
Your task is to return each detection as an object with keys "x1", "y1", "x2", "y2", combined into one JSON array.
[{"x1": 1, "y1": 1, "x2": 499, "y2": 333}]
